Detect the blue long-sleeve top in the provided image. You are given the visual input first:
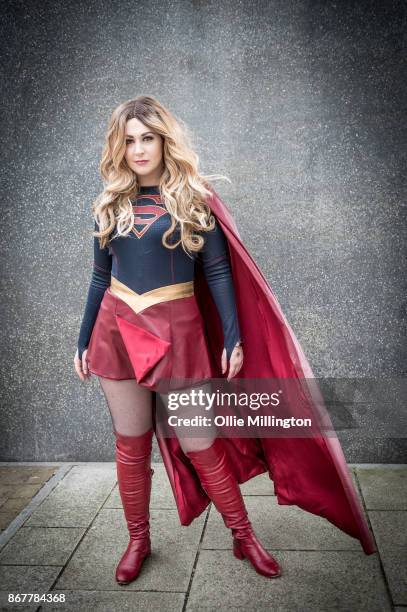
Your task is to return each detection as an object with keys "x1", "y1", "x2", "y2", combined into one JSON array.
[{"x1": 77, "y1": 185, "x2": 242, "y2": 361}]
